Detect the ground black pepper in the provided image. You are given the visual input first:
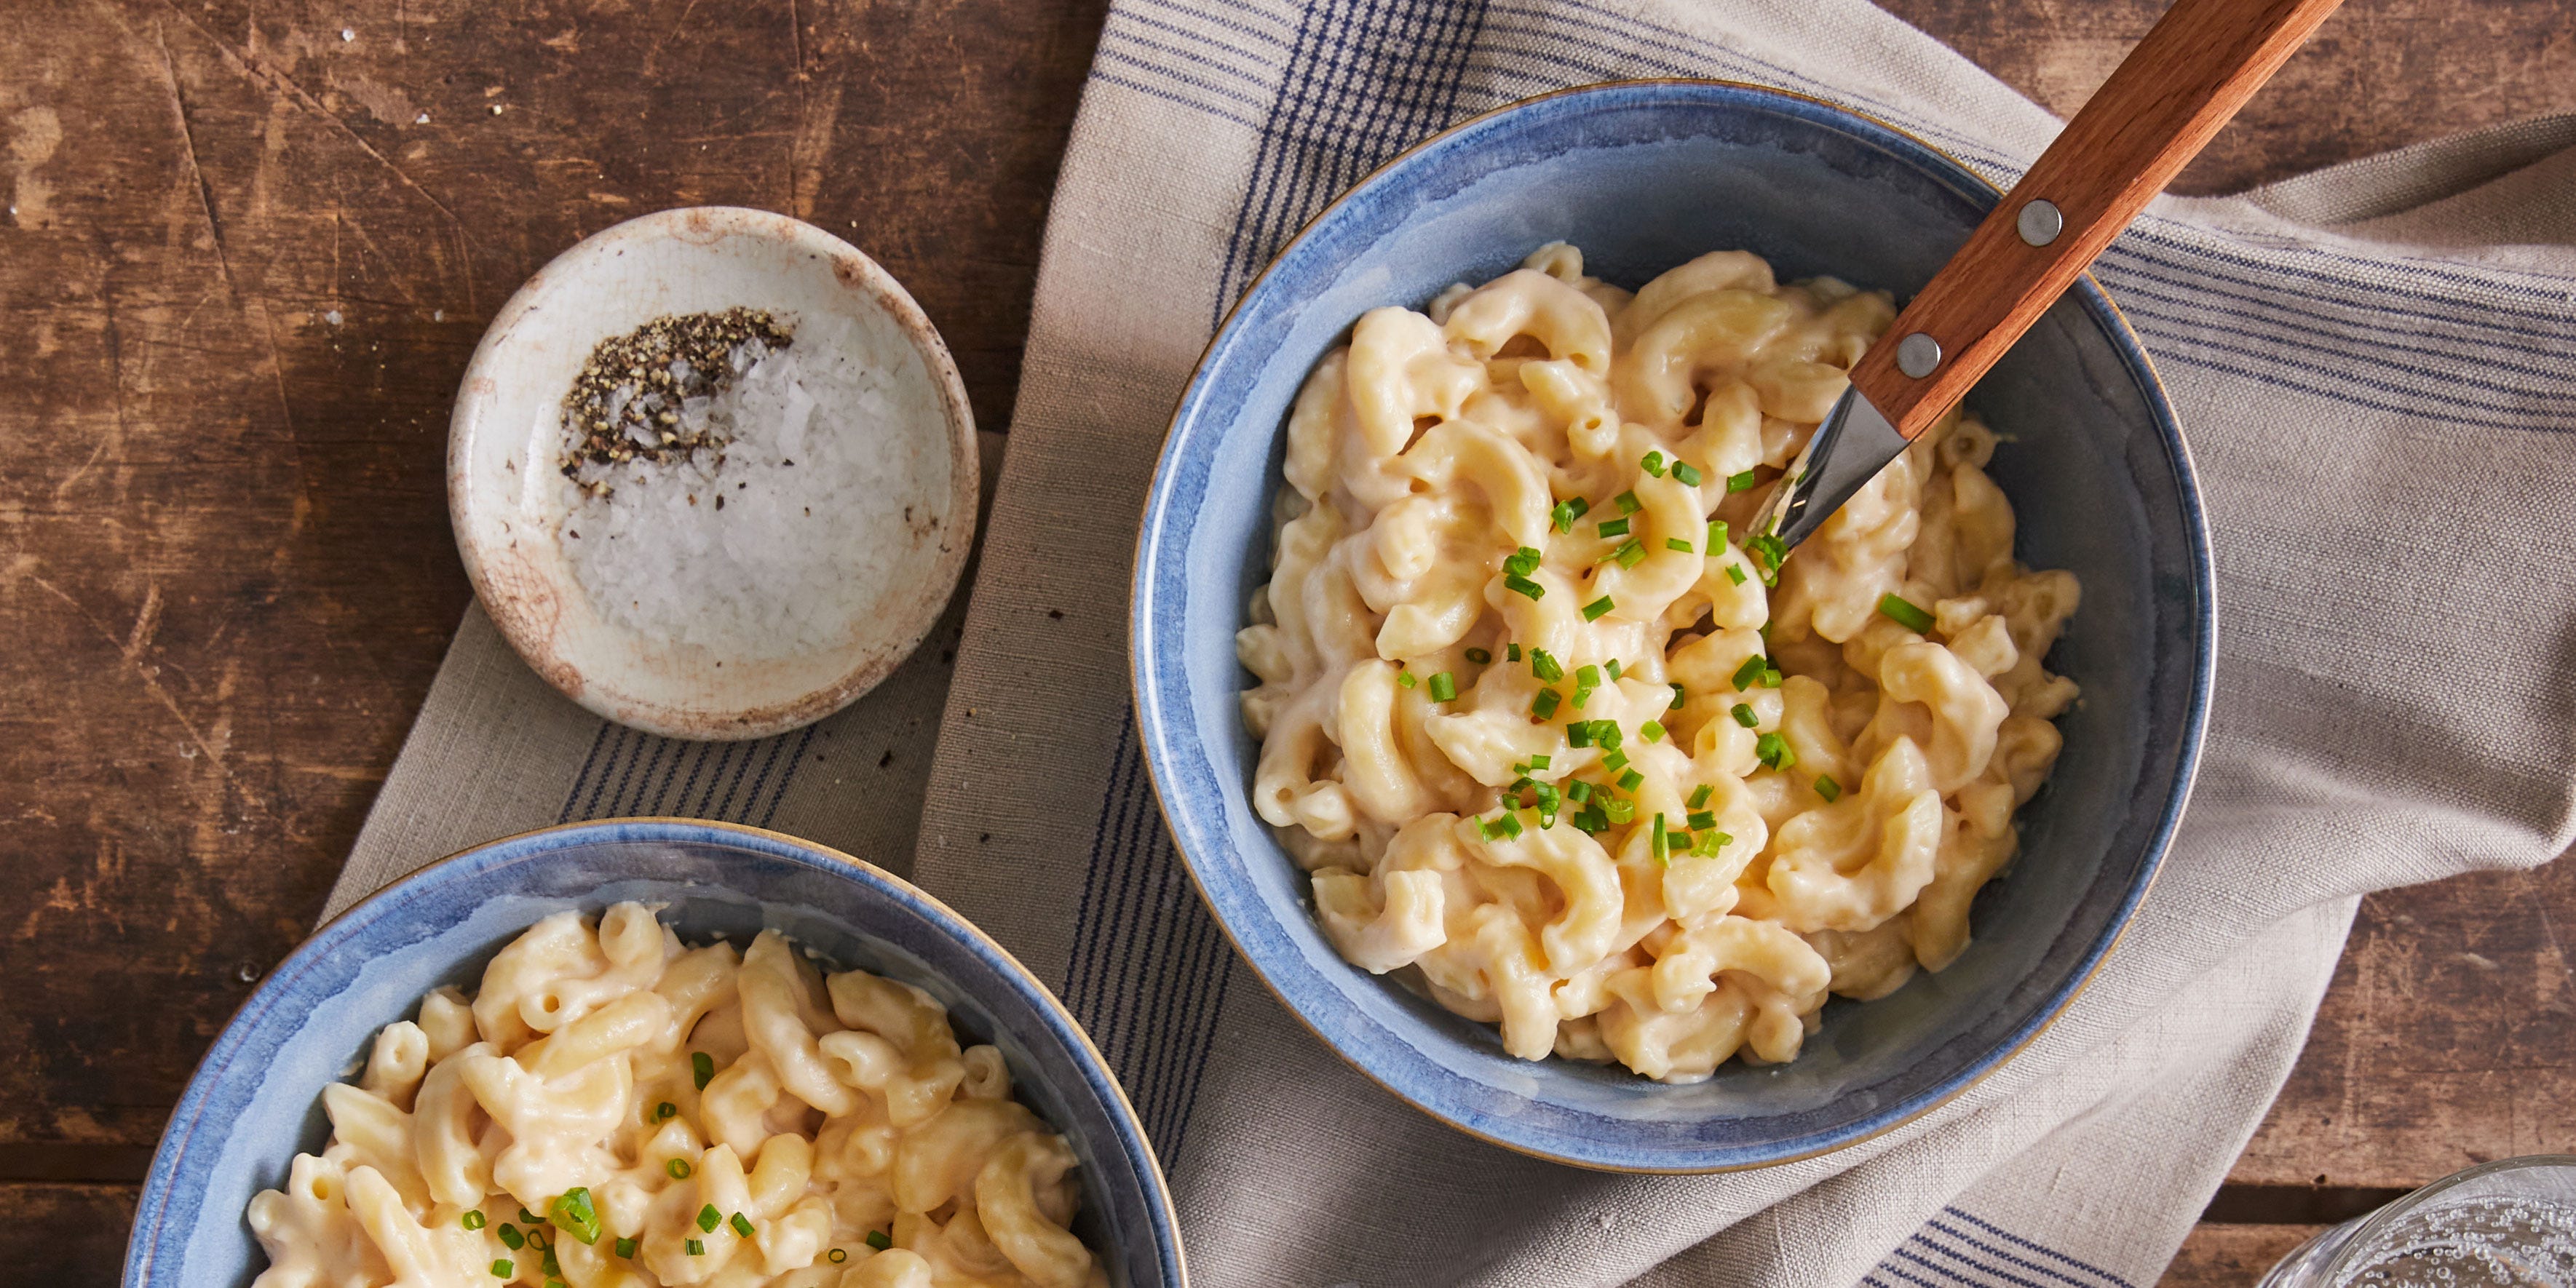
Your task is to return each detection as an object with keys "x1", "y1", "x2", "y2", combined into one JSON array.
[{"x1": 558, "y1": 308, "x2": 793, "y2": 490}]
